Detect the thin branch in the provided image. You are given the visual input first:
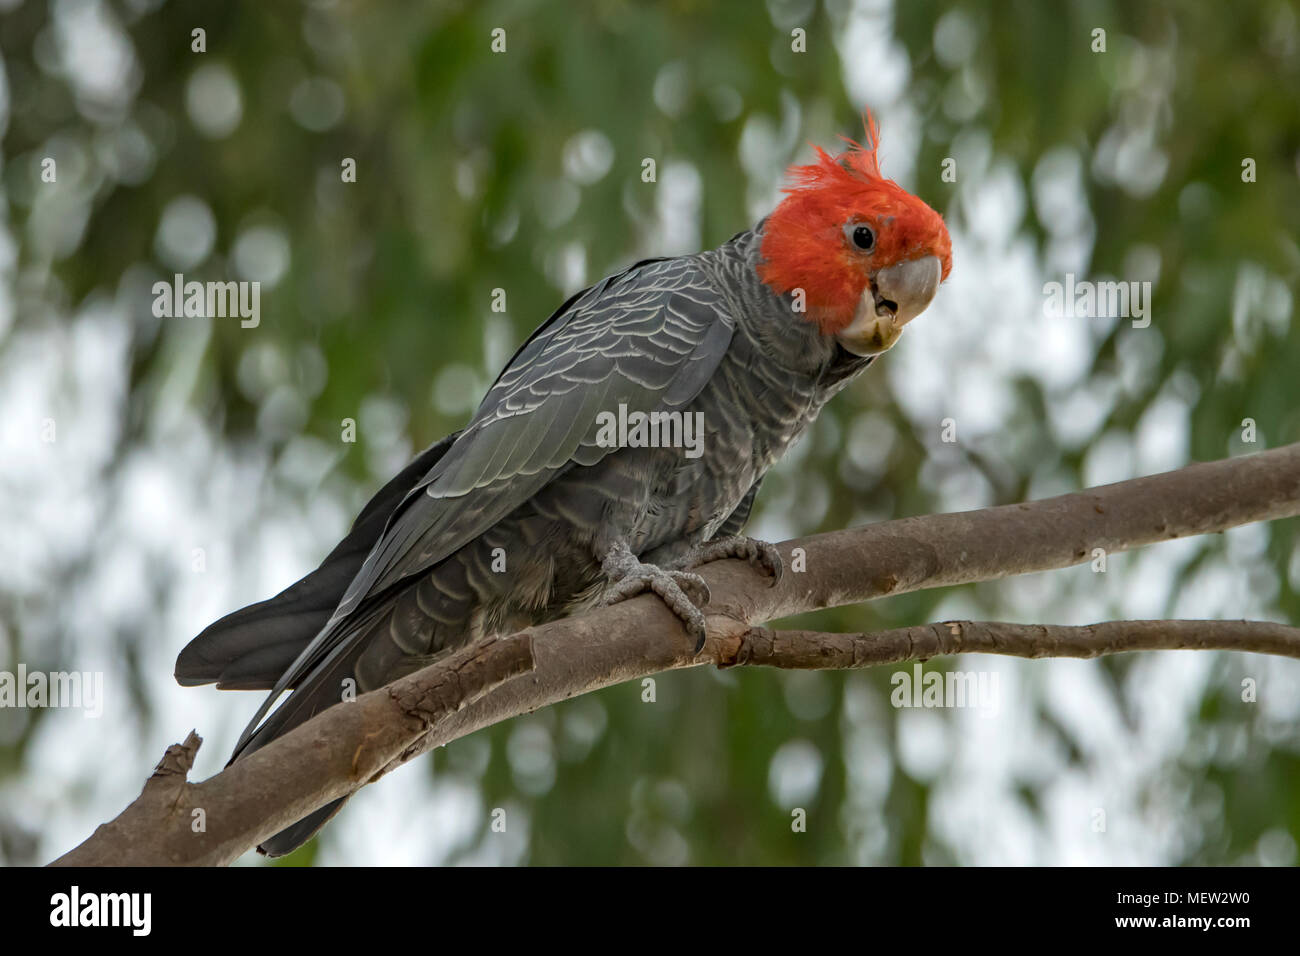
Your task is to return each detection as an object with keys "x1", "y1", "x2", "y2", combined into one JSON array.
[
  {"x1": 718, "y1": 619, "x2": 1300, "y2": 669},
  {"x1": 49, "y1": 443, "x2": 1300, "y2": 865}
]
